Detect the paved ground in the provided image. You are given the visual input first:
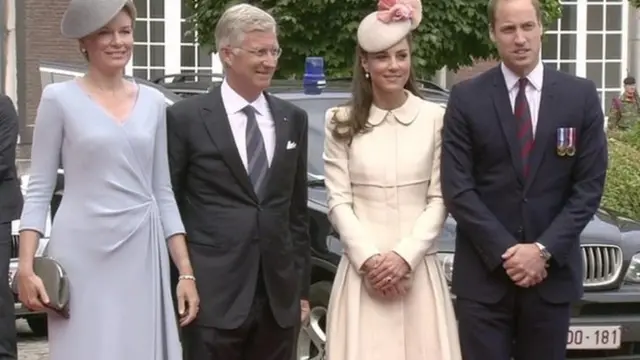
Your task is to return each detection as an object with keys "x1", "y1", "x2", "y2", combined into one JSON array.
[{"x1": 16, "y1": 320, "x2": 47, "y2": 360}]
